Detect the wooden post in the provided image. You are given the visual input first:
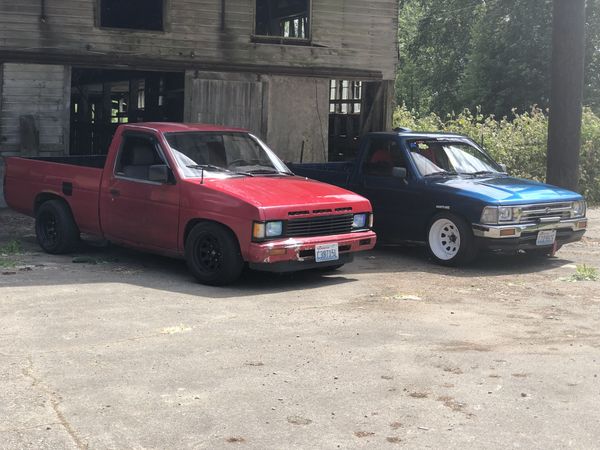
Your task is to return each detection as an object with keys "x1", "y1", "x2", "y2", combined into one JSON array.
[{"x1": 547, "y1": 0, "x2": 586, "y2": 191}]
